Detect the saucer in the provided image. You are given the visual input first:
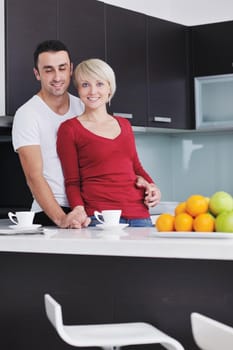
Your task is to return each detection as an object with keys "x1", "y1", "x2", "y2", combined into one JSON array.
[
  {"x1": 9, "y1": 224, "x2": 42, "y2": 231},
  {"x1": 96, "y1": 223, "x2": 129, "y2": 231}
]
